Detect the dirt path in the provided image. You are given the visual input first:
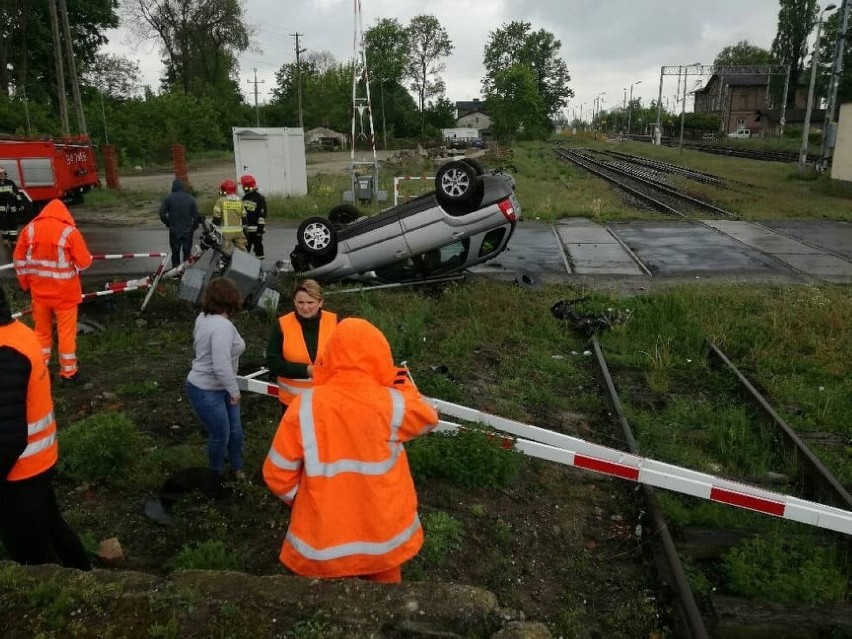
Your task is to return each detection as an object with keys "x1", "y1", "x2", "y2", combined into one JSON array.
[{"x1": 118, "y1": 150, "x2": 402, "y2": 194}]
